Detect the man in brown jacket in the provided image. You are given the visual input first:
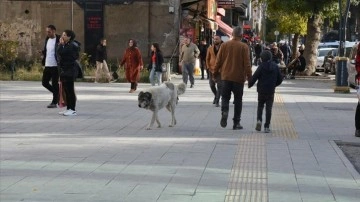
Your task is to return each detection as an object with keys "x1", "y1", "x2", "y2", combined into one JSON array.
[
  {"x1": 206, "y1": 34, "x2": 223, "y2": 107},
  {"x1": 213, "y1": 26, "x2": 252, "y2": 130}
]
